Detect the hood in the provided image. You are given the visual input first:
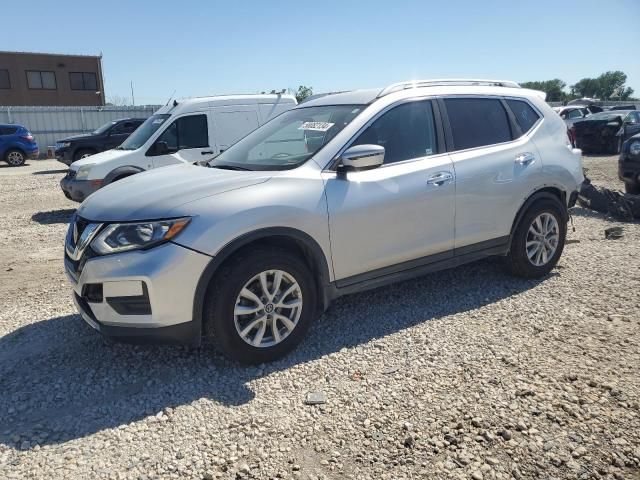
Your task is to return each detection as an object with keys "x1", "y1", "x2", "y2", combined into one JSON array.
[
  {"x1": 58, "y1": 133, "x2": 93, "y2": 142},
  {"x1": 77, "y1": 164, "x2": 273, "y2": 221},
  {"x1": 70, "y1": 149, "x2": 132, "y2": 170}
]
